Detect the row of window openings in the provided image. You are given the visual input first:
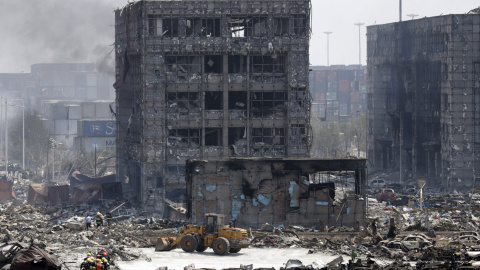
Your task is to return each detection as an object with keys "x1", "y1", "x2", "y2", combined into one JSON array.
[
  {"x1": 167, "y1": 91, "x2": 306, "y2": 110},
  {"x1": 163, "y1": 55, "x2": 286, "y2": 74},
  {"x1": 168, "y1": 127, "x2": 306, "y2": 147},
  {"x1": 148, "y1": 17, "x2": 307, "y2": 38}
]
